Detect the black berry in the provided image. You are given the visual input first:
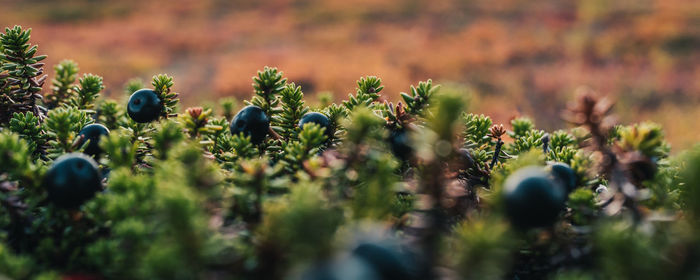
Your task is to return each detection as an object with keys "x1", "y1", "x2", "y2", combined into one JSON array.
[
  {"x1": 388, "y1": 130, "x2": 412, "y2": 160},
  {"x1": 43, "y1": 153, "x2": 102, "y2": 209},
  {"x1": 230, "y1": 105, "x2": 270, "y2": 144},
  {"x1": 352, "y1": 242, "x2": 417, "y2": 280},
  {"x1": 503, "y1": 166, "x2": 566, "y2": 229},
  {"x1": 299, "y1": 112, "x2": 332, "y2": 138},
  {"x1": 548, "y1": 162, "x2": 577, "y2": 193},
  {"x1": 77, "y1": 123, "x2": 110, "y2": 158},
  {"x1": 127, "y1": 89, "x2": 162, "y2": 123}
]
